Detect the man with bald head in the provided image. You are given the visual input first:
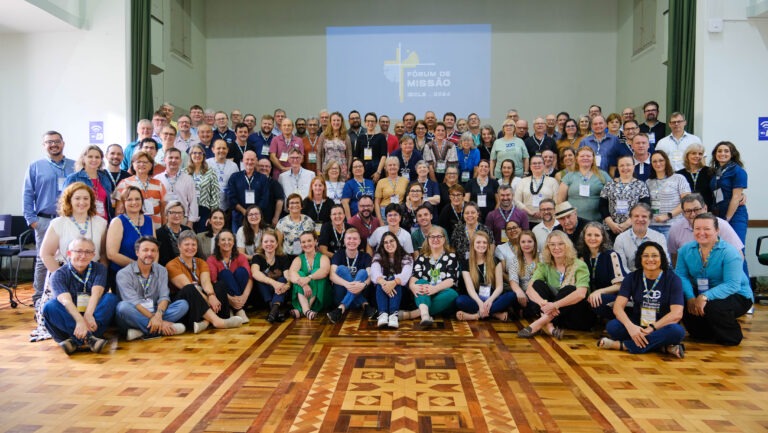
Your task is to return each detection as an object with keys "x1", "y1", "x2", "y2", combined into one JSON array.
[
  {"x1": 515, "y1": 119, "x2": 529, "y2": 141},
  {"x1": 524, "y1": 117, "x2": 557, "y2": 158},
  {"x1": 121, "y1": 119, "x2": 154, "y2": 170}
]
